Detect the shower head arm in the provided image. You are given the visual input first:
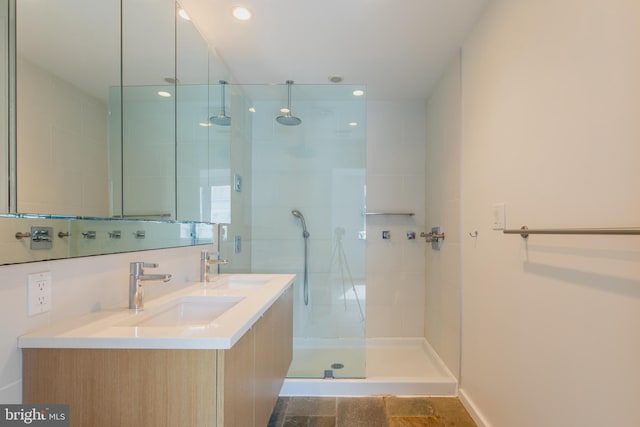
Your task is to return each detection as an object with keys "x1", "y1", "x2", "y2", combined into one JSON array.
[
  {"x1": 220, "y1": 80, "x2": 227, "y2": 115},
  {"x1": 285, "y1": 80, "x2": 294, "y2": 115},
  {"x1": 276, "y1": 81, "x2": 302, "y2": 126}
]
